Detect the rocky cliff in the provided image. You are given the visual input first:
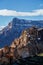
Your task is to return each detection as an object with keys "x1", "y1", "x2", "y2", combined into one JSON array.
[
  {"x1": 10, "y1": 26, "x2": 43, "y2": 58},
  {"x1": 0, "y1": 26, "x2": 43, "y2": 64},
  {"x1": 0, "y1": 18, "x2": 43, "y2": 47}
]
